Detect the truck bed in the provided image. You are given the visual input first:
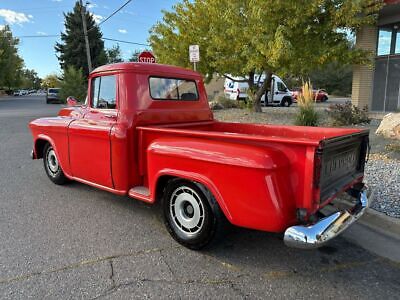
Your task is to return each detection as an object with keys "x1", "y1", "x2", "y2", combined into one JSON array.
[
  {"x1": 138, "y1": 121, "x2": 369, "y2": 208},
  {"x1": 138, "y1": 121, "x2": 366, "y2": 147}
]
